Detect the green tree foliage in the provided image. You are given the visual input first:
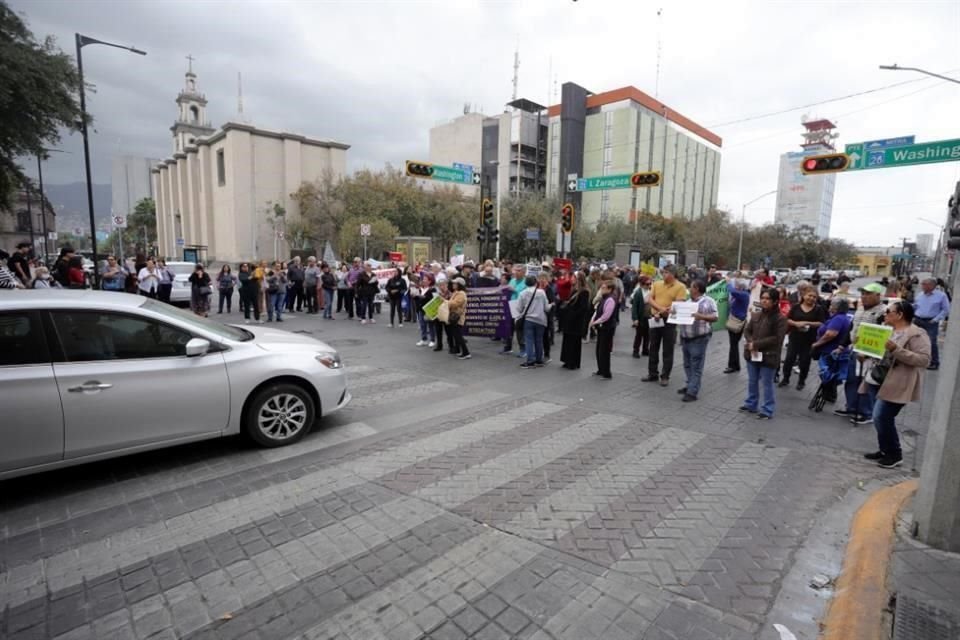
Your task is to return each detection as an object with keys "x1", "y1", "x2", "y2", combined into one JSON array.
[
  {"x1": 0, "y1": 2, "x2": 84, "y2": 204},
  {"x1": 337, "y1": 215, "x2": 399, "y2": 261},
  {"x1": 100, "y1": 197, "x2": 157, "y2": 256}
]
